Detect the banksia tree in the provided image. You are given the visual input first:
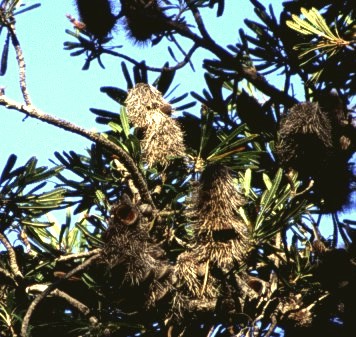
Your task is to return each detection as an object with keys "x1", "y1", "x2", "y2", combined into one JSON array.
[{"x1": 0, "y1": 1, "x2": 355, "y2": 337}]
